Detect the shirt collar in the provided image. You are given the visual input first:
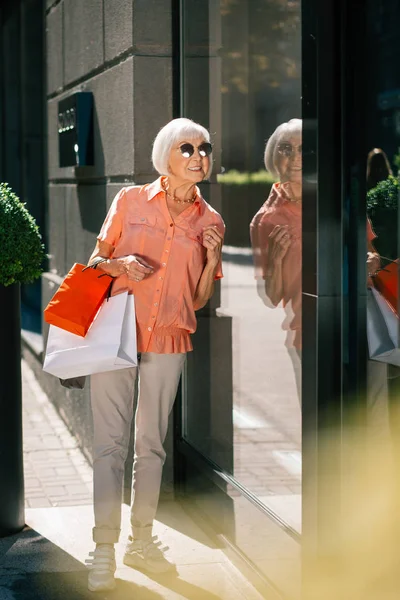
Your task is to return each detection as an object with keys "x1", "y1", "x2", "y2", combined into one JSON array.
[{"x1": 145, "y1": 176, "x2": 204, "y2": 208}]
